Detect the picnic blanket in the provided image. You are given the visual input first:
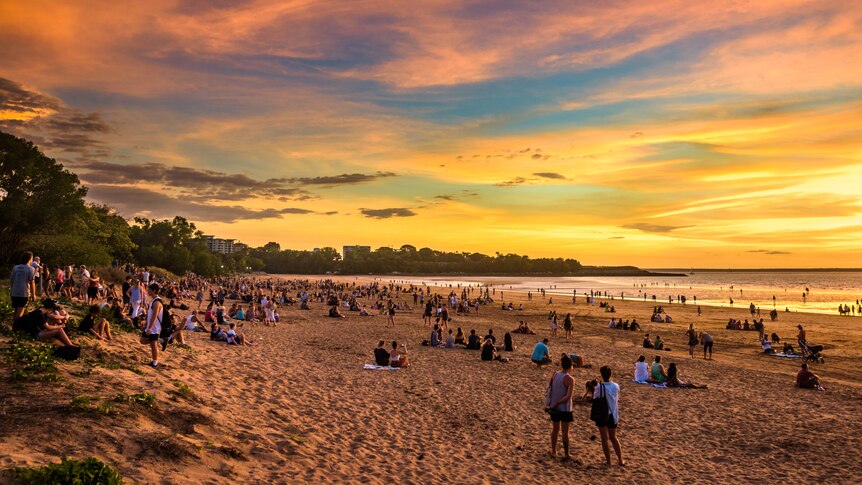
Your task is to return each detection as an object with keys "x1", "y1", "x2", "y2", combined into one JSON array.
[
  {"x1": 363, "y1": 364, "x2": 400, "y2": 371},
  {"x1": 767, "y1": 352, "x2": 802, "y2": 358},
  {"x1": 632, "y1": 379, "x2": 667, "y2": 388}
]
